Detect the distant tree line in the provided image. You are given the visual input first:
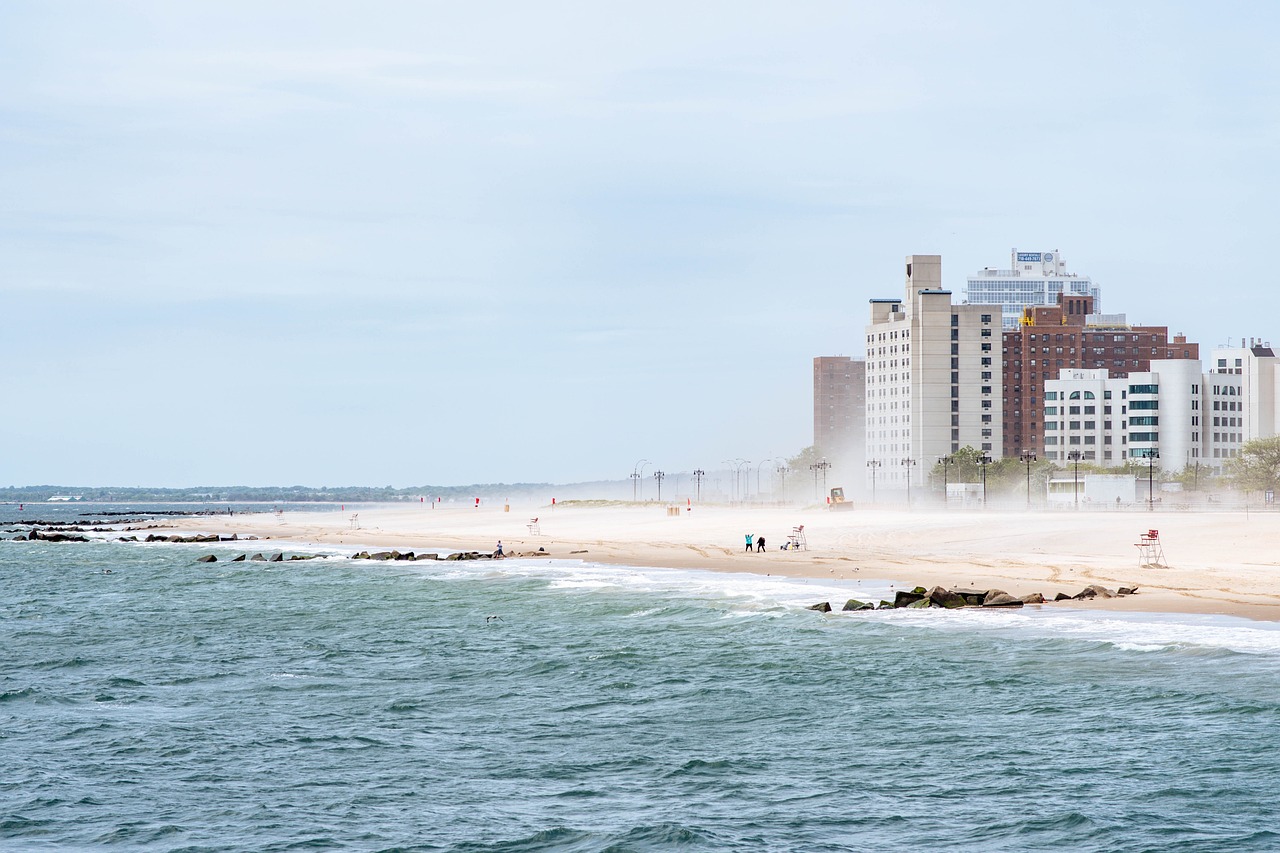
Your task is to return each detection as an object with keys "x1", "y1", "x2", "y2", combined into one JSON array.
[{"x1": 0, "y1": 483, "x2": 566, "y2": 503}]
